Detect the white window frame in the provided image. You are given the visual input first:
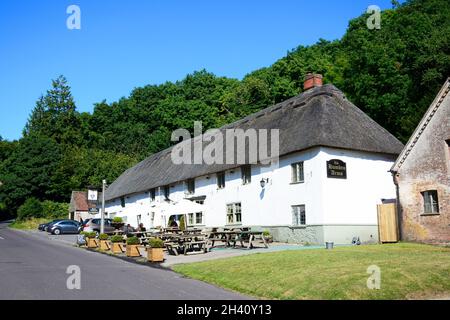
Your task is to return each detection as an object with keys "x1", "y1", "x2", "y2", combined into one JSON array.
[
  {"x1": 292, "y1": 205, "x2": 306, "y2": 226},
  {"x1": 226, "y1": 203, "x2": 242, "y2": 225},
  {"x1": 422, "y1": 190, "x2": 439, "y2": 214},
  {"x1": 291, "y1": 162, "x2": 304, "y2": 183},
  {"x1": 187, "y1": 212, "x2": 203, "y2": 226}
]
